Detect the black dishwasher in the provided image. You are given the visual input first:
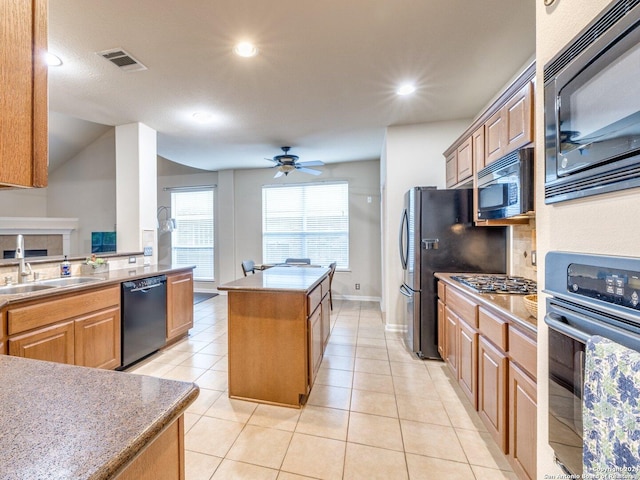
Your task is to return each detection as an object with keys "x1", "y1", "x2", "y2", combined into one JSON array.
[{"x1": 120, "y1": 275, "x2": 167, "y2": 369}]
